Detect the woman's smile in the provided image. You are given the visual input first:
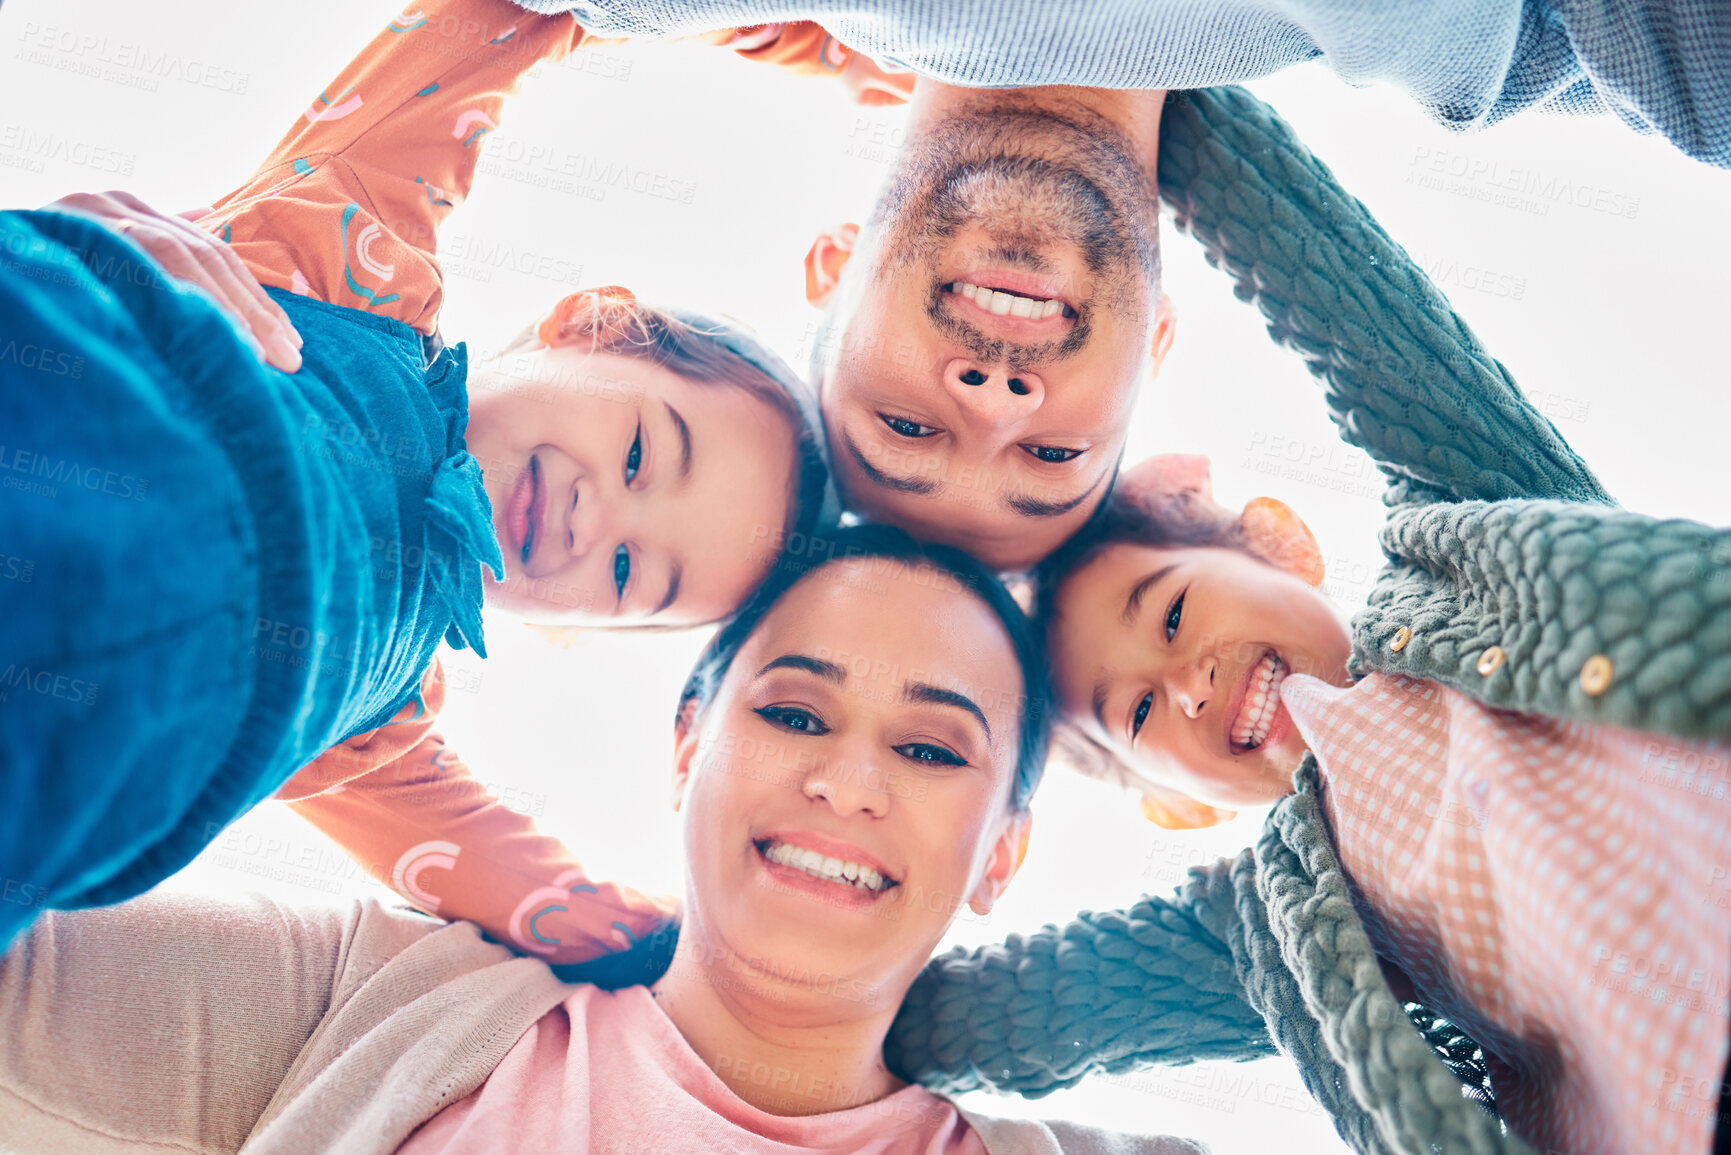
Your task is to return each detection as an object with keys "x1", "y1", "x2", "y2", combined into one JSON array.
[{"x1": 752, "y1": 832, "x2": 900, "y2": 911}]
